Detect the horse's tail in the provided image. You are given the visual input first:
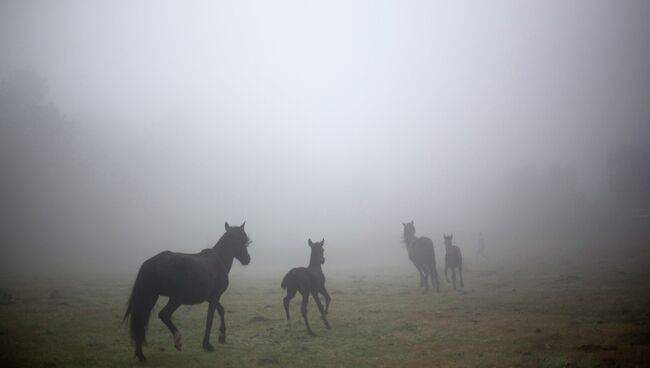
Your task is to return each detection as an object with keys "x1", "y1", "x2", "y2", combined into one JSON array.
[
  {"x1": 281, "y1": 273, "x2": 289, "y2": 289},
  {"x1": 123, "y1": 258, "x2": 159, "y2": 349}
]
